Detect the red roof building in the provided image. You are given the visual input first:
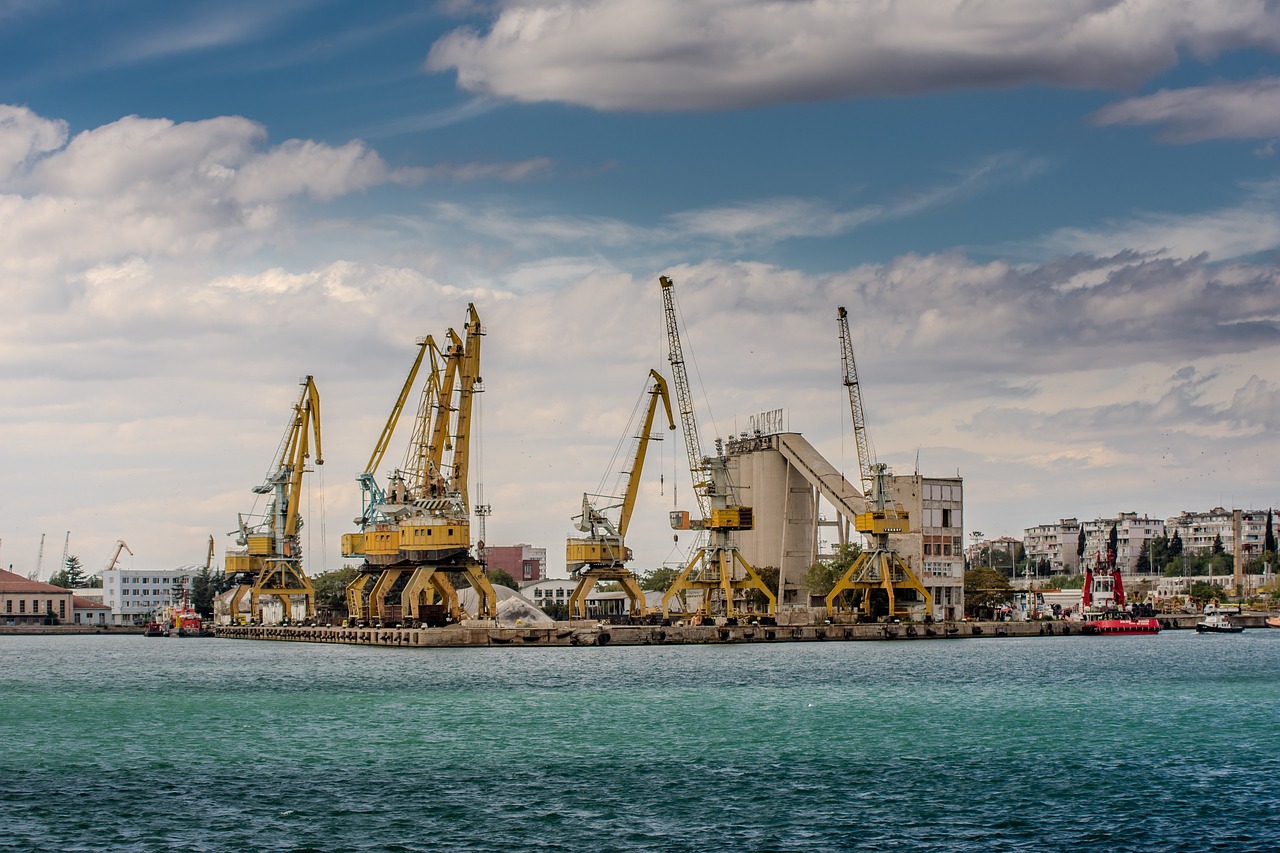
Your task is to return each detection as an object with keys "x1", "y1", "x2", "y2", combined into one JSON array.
[{"x1": 0, "y1": 568, "x2": 77, "y2": 626}]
